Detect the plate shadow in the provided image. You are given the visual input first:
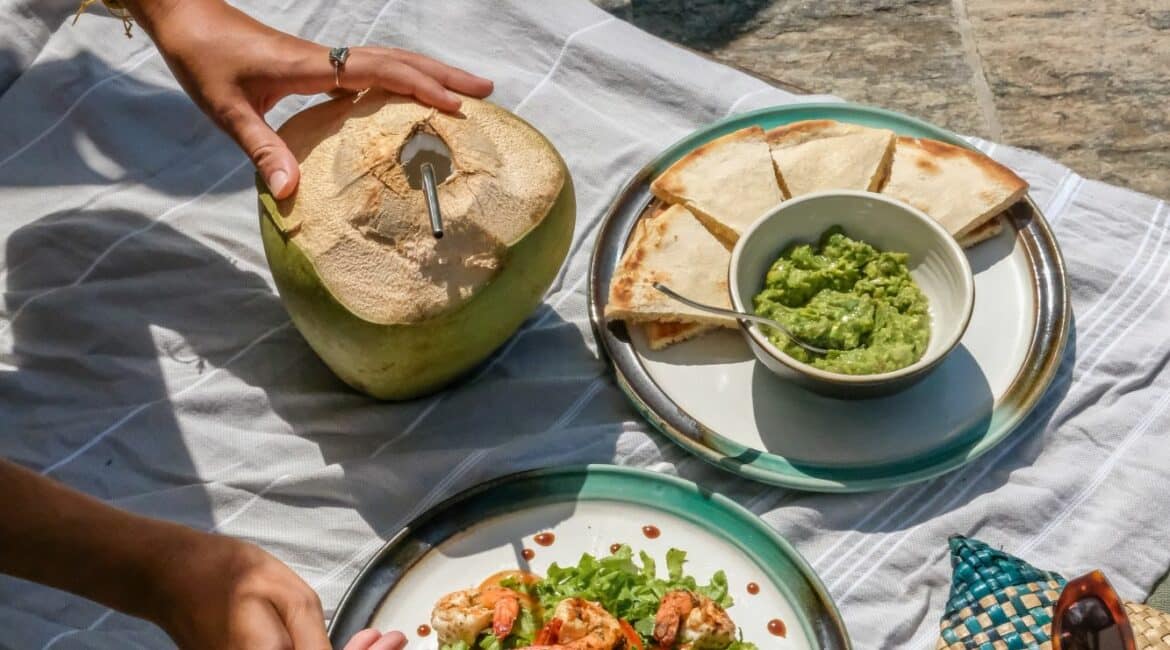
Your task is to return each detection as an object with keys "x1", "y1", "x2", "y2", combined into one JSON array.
[{"x1": 748, "y1": 344, "x2": 994, "y2": 472}]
